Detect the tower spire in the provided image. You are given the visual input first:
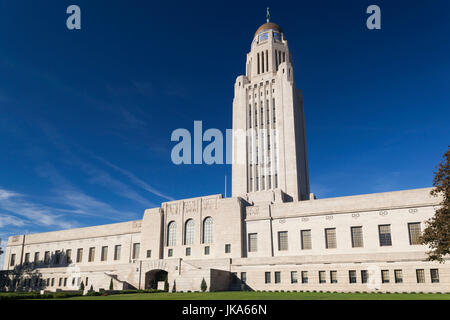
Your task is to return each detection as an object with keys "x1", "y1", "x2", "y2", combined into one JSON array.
[{"x1": 266, "y1": 7, "x2": 270, "y2": 23}]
